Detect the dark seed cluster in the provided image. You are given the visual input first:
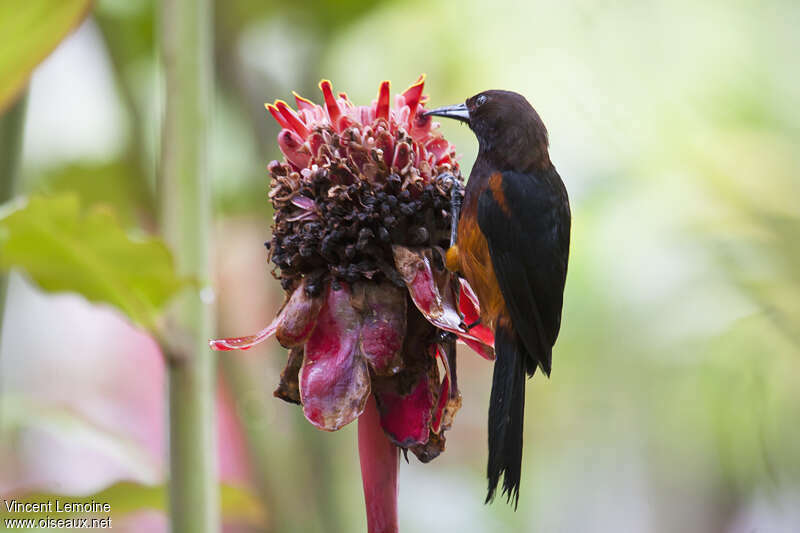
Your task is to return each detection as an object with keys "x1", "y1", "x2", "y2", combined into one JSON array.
[{"x1": 266, "y1": 126, "x2": 463, "y2": 296}]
